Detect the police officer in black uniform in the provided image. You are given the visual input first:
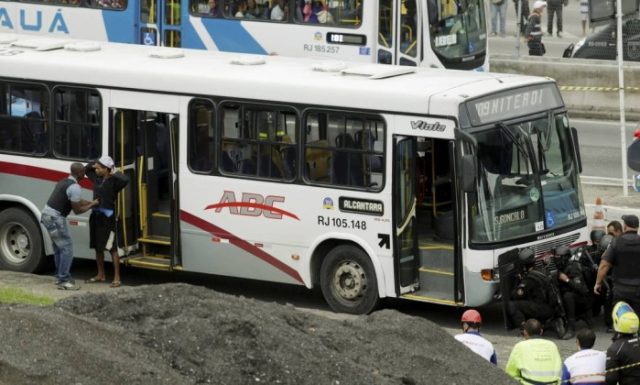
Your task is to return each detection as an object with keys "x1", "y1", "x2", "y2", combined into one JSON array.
[
  {"x1": 606, "y1": 301, "x2": 640, "y2": 385},
  {"x1": 553, "y1": 245, "x2": 592, "y2": 340},
  {"x1": 507, "y1": 249, "x2": 557, "y2": 332},
  {"x1": 595, "y1": 215, "x2": 640, "y2": 314}
]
